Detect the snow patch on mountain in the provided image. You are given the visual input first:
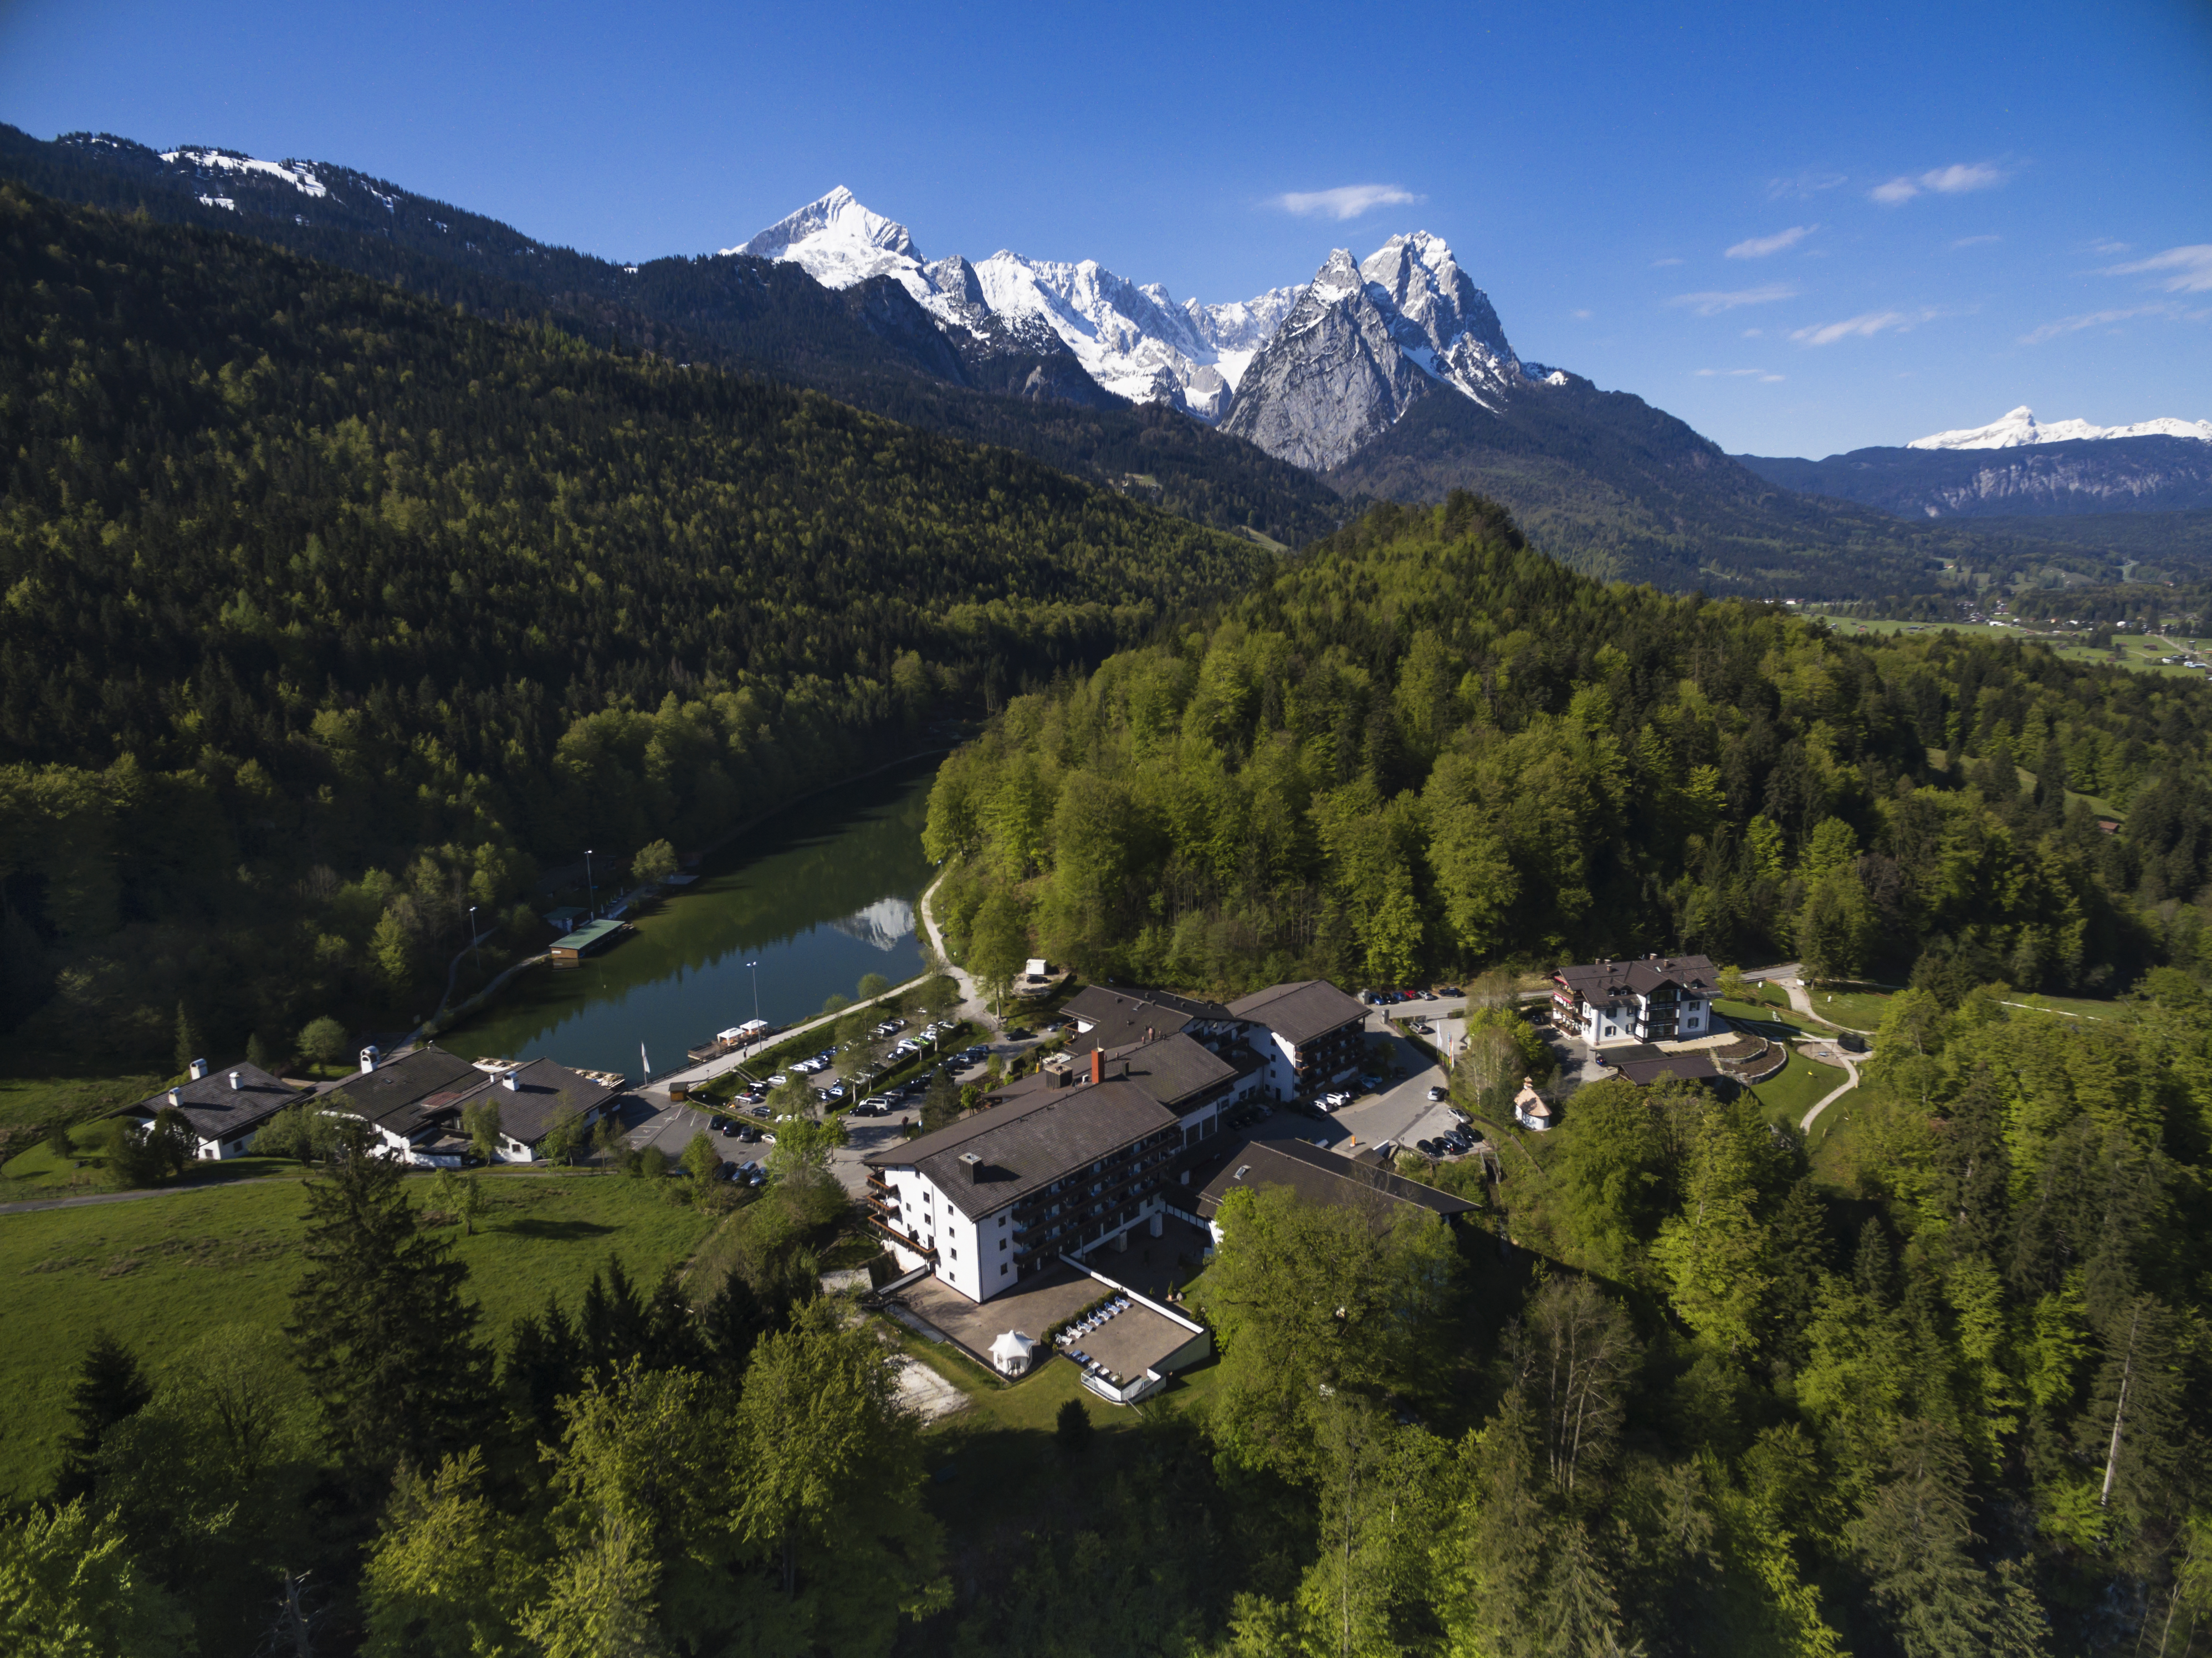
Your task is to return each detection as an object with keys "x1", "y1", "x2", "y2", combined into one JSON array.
[
  {"x1": 1910, "y1": 405, "x2": 2212, "y2": 449},
  {"x1": 731, "y1": 188, "x2": 1300, "y2": 421},
  {"x1": 161, "y1": 149, "x2": 329, "y2": 199}
]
